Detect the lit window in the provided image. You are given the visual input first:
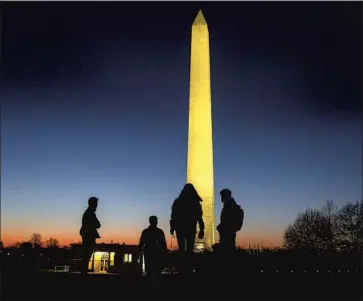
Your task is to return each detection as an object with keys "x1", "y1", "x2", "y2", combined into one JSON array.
[
  {"x1": 123, "y1": 253, "x2": 132, "y2": 263},
  {"x1": 89, "y1": 252, "x2": 110, "y2": 271},
  {"x1": 89, "y1": 252, "x2": 110, "y2": 274},
  {"x1": 110, "y1": 252, "x2": 115, "y2": 266}
]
